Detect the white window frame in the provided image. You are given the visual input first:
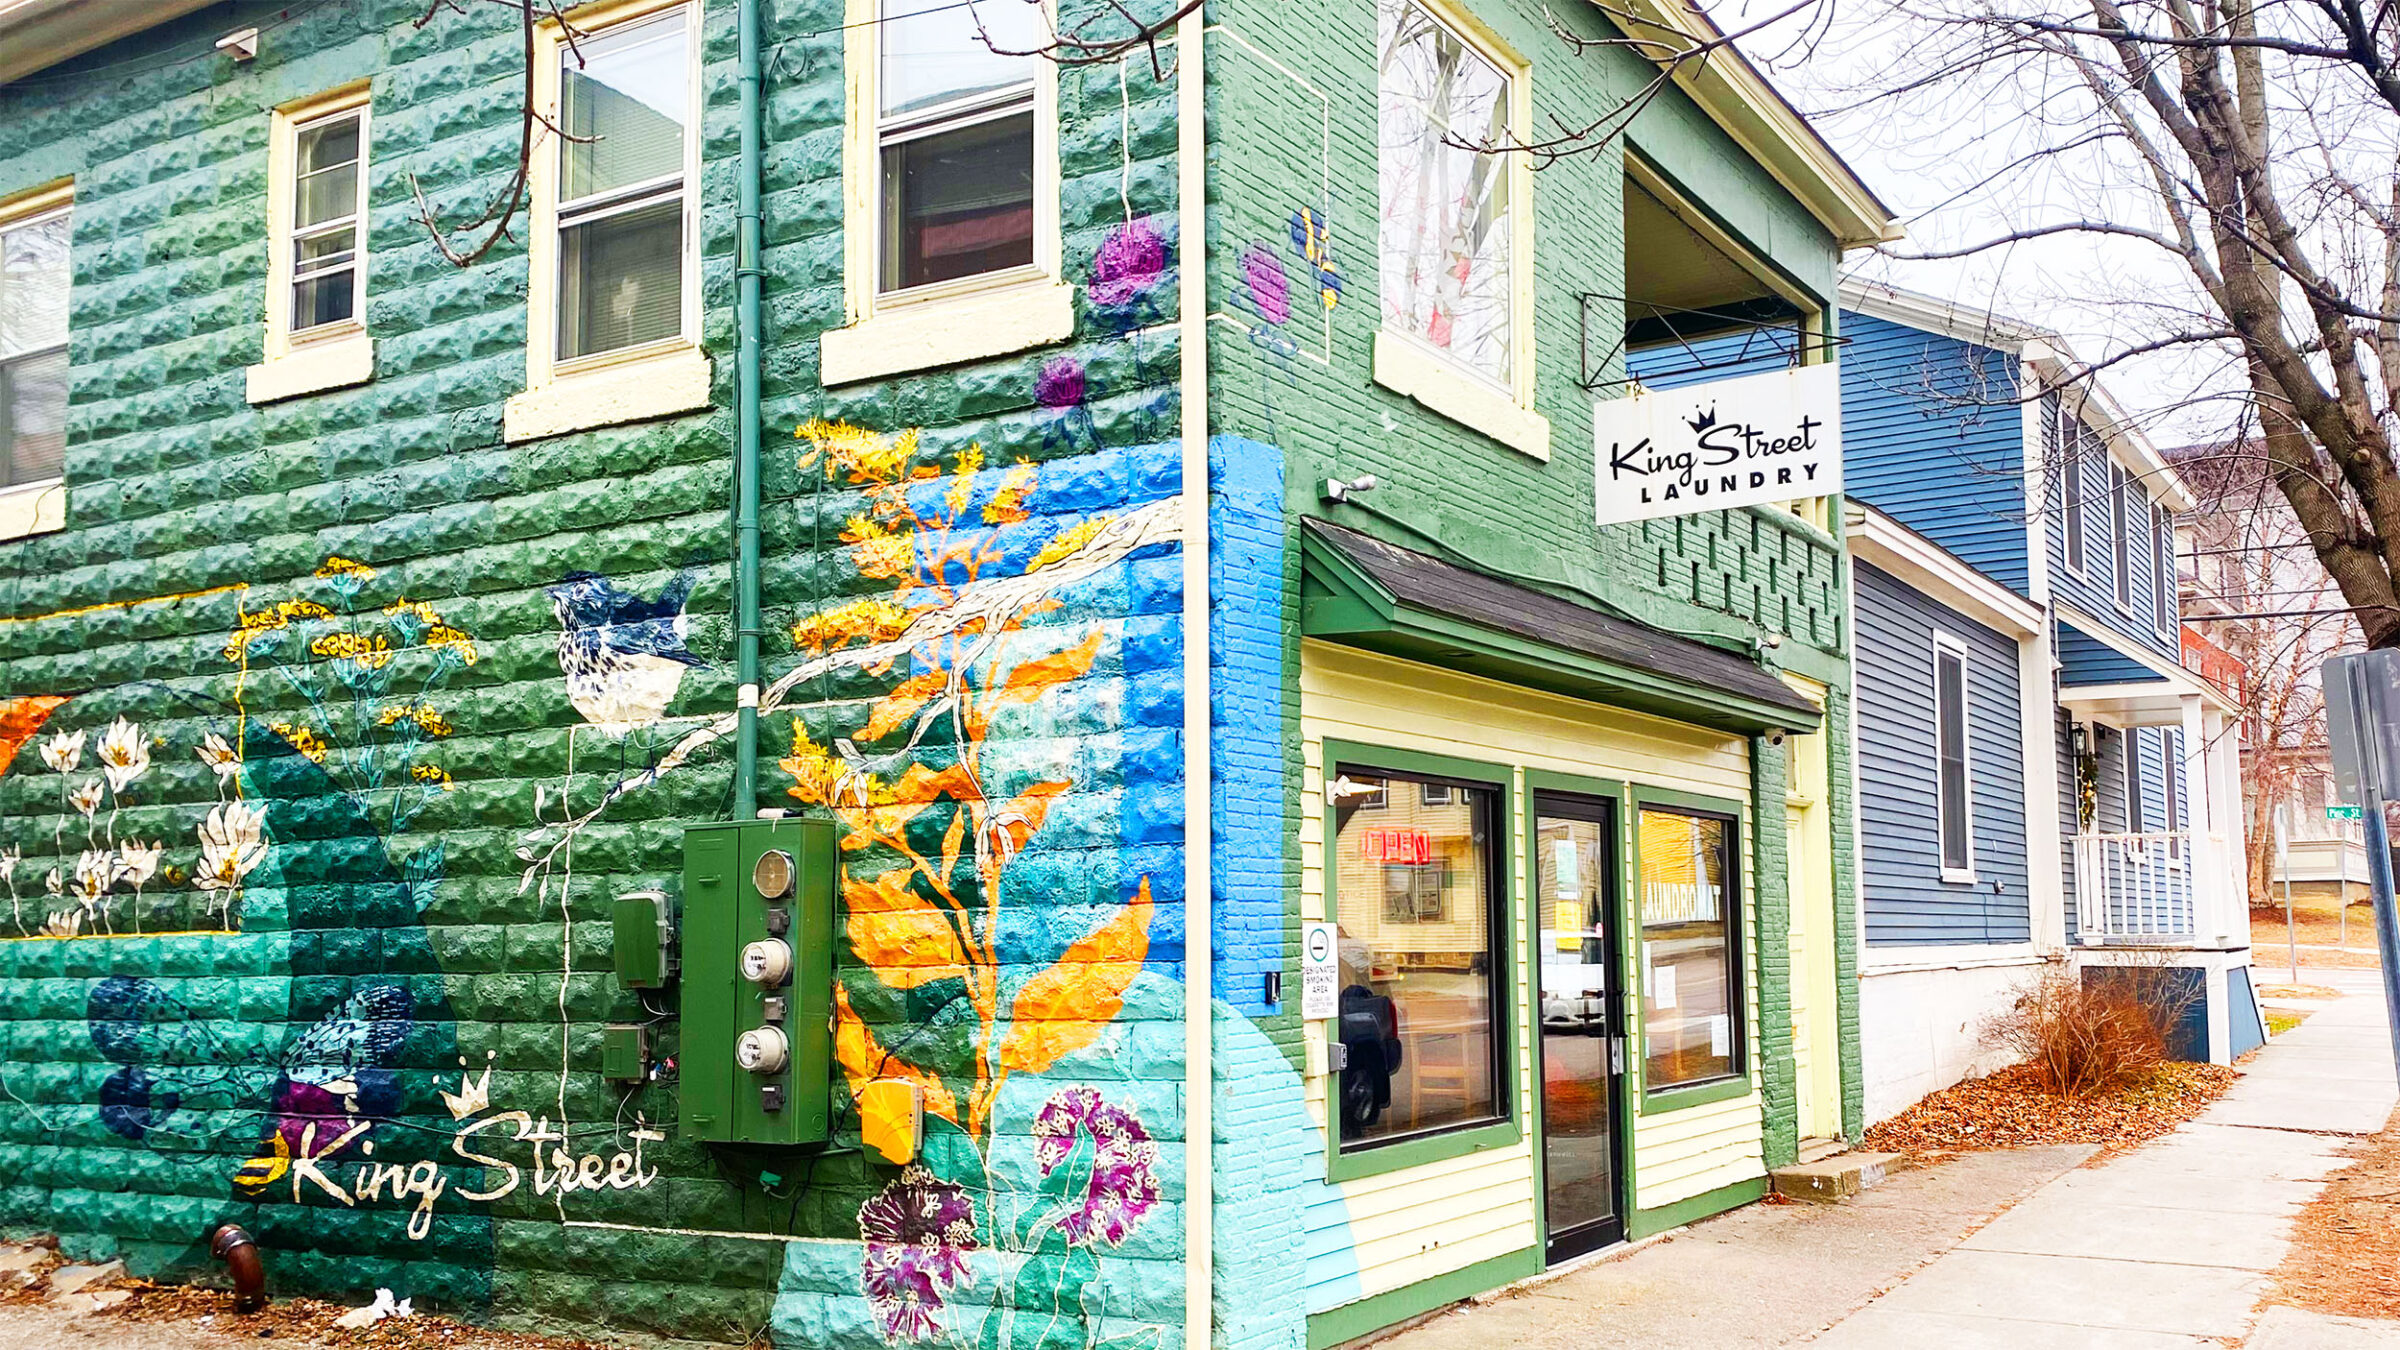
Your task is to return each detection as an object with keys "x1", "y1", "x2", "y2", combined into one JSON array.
[
  {"x1": 2110, "y1": 463, "x2": 2135, "y2": 611},
  {"x1": 2063, "y1": 407, "x2": 2091, "y2": 577},
  {"x1": 249, "y1": 84, "x2": 375, "y2": 405},
  {"x1": 1932, "y1": 631, "x2": 1976, "y2": 882},
  {"x1": 2122, "y1": 725, "x2": 2143, "y2": 832},
  {"x1": 2162, "y1": 726, "x2": 2185, "y2": 863},
  {"x1": 0, "y1": 179, "x2": 71, "y2": 542},
  {"x1": 2153, "y1": 503, "x2": 2178, "y2": 638},
  {"x1": 1370, "y1": 0, "x2": 1547, "y2": 461},
  {"x1": 505, "y1": 0, "x2": 711, "y2": 443},
  {"x1": 819, "y1": 0, "x2": 1069, "y2": 386}
]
